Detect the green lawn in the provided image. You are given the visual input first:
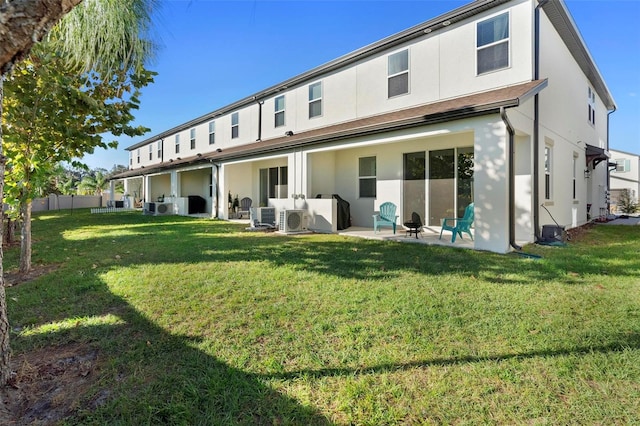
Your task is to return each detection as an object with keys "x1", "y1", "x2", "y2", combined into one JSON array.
[{"x1": 7, "y1": 210, "x2": 640, "y2": 424}]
